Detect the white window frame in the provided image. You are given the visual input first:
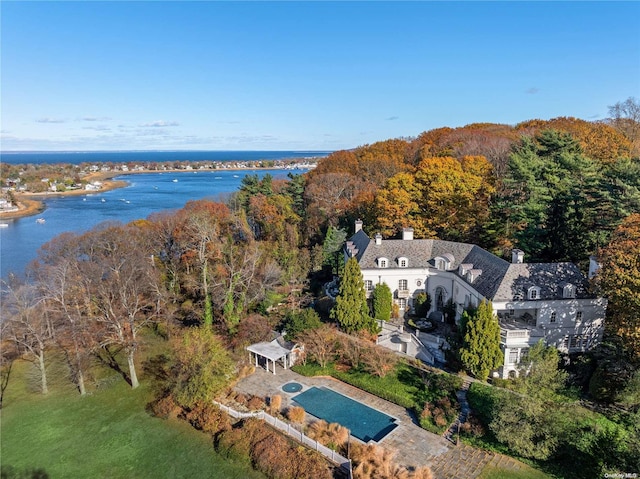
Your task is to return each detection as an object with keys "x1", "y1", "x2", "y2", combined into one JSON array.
[
  {"x1": 508, "y1": 350, "x2": 519, "y2": 364},
  {"x1": 364, "y1": 280, "x2": 373, "y2": 291},
  {"x1": 398, "y1": 279, "x2": 408, "y2": 290},
  {"x1": 378, "y1": 257, "x2": 388, "y2": 268},
  {"x1": 398, "y1": 257, "x2": 408, "y2": 268},
  {"x1": 528, "y1": 286, "x2": 540, "y2": 300},
  {"x1": 563, "y1": 284, "x2": 576, "y2": 299}
]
